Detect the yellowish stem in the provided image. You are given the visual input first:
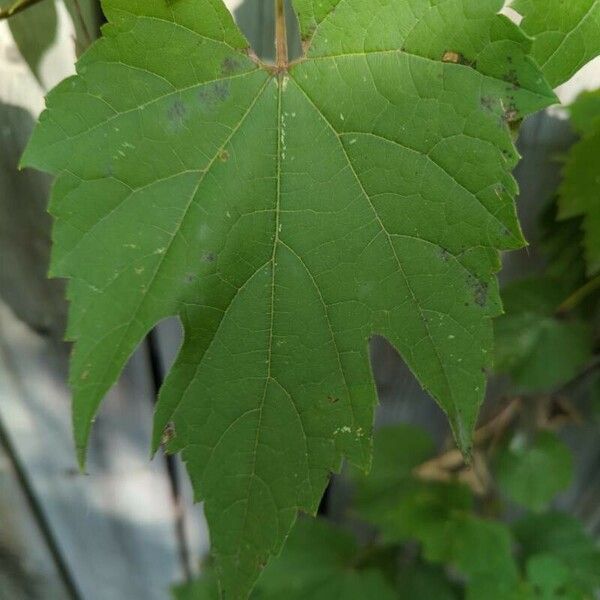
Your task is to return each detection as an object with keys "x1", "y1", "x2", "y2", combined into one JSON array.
[{"x1": 557, "y1": 274, "x2": 600, "y2": 315}]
